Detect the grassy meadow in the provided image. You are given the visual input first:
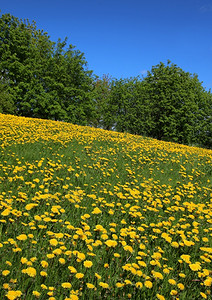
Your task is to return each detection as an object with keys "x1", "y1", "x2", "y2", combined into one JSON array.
[{"x1": 0, "y1": 113, "x2": 212, "y2": 300}]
